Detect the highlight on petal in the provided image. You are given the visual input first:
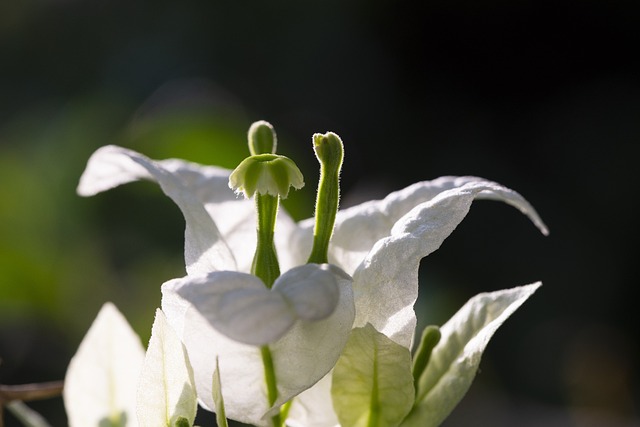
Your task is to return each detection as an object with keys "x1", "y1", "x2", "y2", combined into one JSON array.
[
  {"x1": 273, "y1": 263, "x2": 340, "y2": 321},
  {"x1": 171, "y1": 265, "x2": 341, "y2": 346},
  {"x1": 351, "y1": 179, "x2": 548, "y2": 349},
  {"x1": 63, "y1": 302, "x2": 145, "y2": 427},
  {"x1": 331, "y1": 323, "x2": 414, "y2": 427},
  {"x1": 170, "y1": 271, "x2": 294, "y2": 346},
  {"x1": 137, "y1": 309, "x2": 197, "y2": 427},
  {"x1": 161, "y1": 265, "x2": 355, "y2": 426},
  {"x1": 402, "y1": 282, "x2": 542, "y2": 427},
  {"x1": 77, "y1": 145, "x2": 237, "y2": 275}
]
